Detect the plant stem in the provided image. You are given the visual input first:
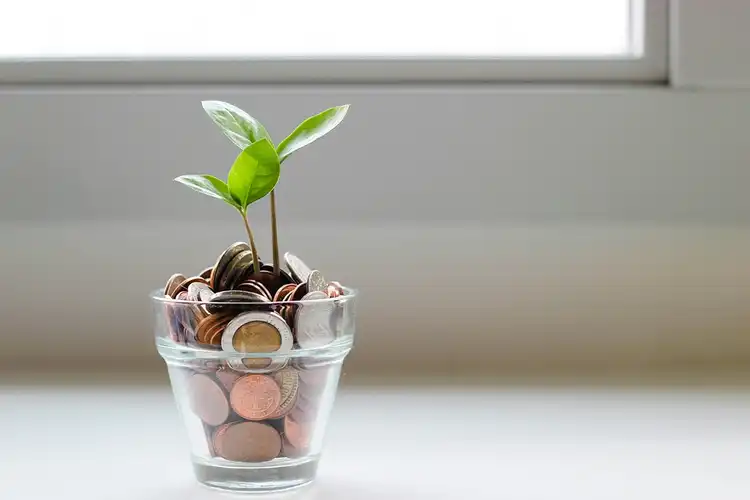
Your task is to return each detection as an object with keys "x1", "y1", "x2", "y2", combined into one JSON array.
[
  {"x1": 270, "y1": 189, "x2": 280, "y2": 276},
  {"x1": 240, "y1": 209, "x2": 261, "y2": 274}
]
